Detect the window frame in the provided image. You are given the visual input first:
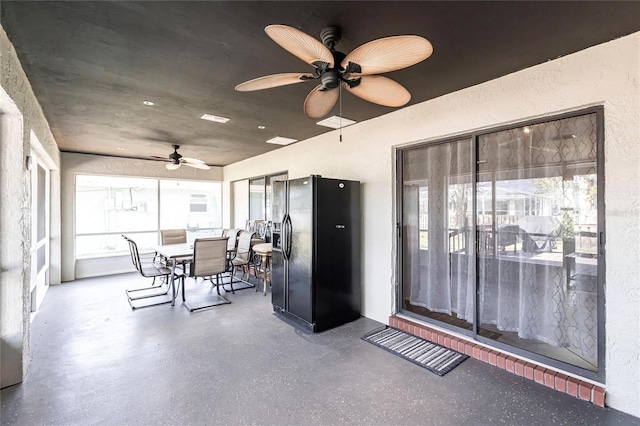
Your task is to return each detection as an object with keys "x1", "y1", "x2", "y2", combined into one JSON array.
[{"x1": 74, "y1": 174, "x2": 223, "y2": 259}]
